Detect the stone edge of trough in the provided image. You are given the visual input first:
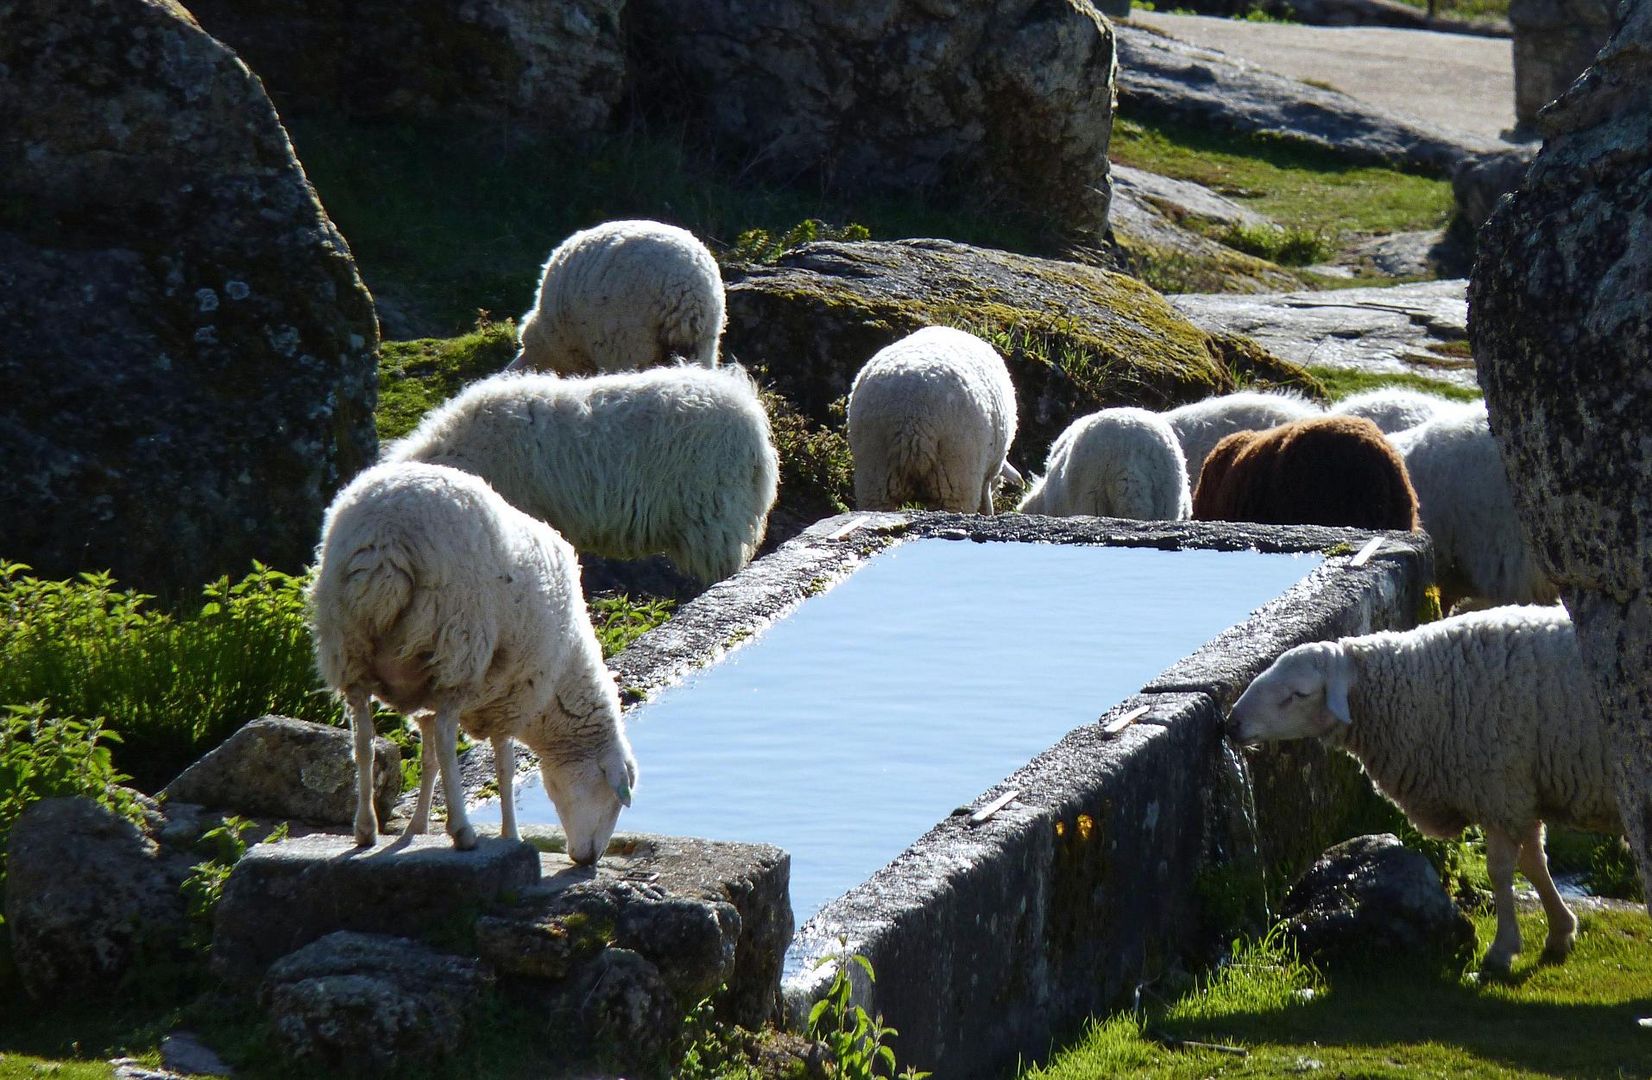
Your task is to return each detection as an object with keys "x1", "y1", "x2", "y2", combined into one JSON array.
[{"x1": 470, "y1": 510, "x2": 1432, "y2": 1073}]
